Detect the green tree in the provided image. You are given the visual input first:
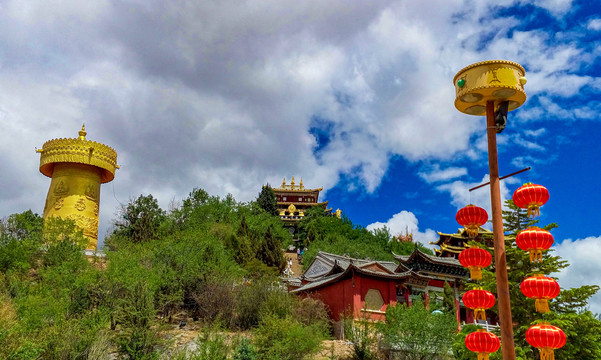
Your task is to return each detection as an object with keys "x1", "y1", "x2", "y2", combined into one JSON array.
[
  {"x1": 380, "y1": 301, "x2": 456, "y2": 360},
  {"x1": 258, "y1": 226, "x2": 285, "y2": 271},
  {"x1": 257, "y1": 185, "x2": 278, "y2": 216},
  {"x1": 110, "y1": 194, "x2": 166, "y2": 245}
]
